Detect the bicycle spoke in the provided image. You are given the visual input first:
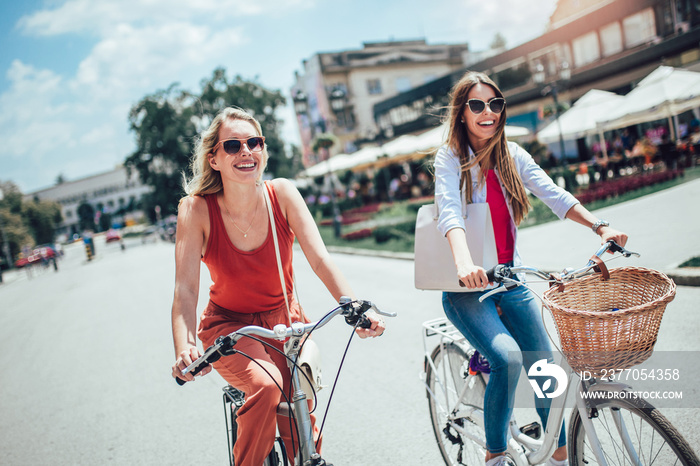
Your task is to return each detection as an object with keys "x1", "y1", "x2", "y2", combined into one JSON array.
[{"x1": 570, "y1": 395, "x2": 699, "y2": 466}]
